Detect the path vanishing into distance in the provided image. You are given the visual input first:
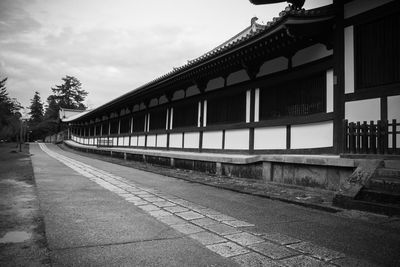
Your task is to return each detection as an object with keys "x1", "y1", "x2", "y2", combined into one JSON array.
[{"x1": 30, "y1": 143, "x2": 400, "y2": 266}]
